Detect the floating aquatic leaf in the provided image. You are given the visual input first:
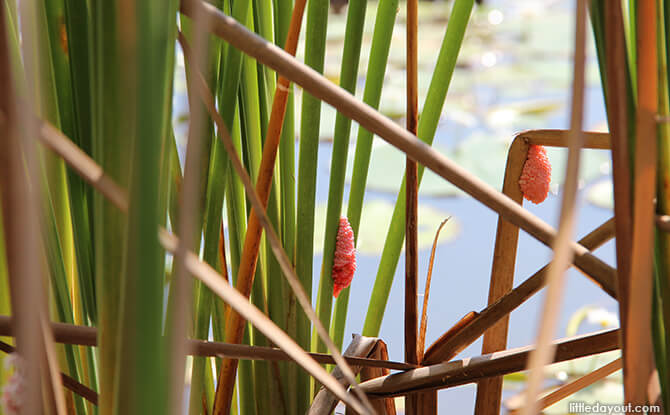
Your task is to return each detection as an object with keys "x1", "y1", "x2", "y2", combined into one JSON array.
[
  {"x1": 544, "y1": 380, "x2": 623, "y2": 414},
  {"x1": 546, "y1": 350, "x2": 621, "y2": 381},
  {"x1": 586, "y1": 179, "x2": 614, "y2": 210},
  {"x1": 546, "y1": 147, "x2": 611, "y2": 192},
  {"x1": 345, "y1": 134, "x2": 510, "y2": 197}
]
